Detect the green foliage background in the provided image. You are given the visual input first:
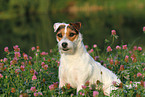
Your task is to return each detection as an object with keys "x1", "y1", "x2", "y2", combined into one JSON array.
[{"x1": 0, "y1": 0, "x2": 145, "y2": 58}]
